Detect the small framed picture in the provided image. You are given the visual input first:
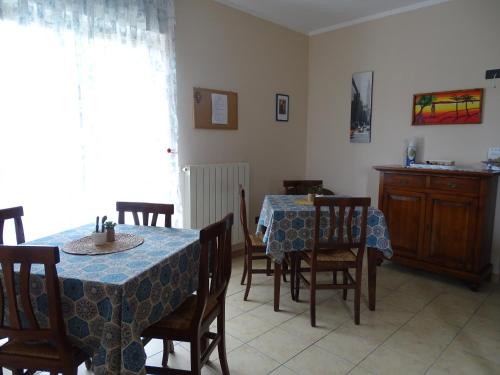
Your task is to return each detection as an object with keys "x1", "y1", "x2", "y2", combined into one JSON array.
[{"x1": 276, "y1": 94, "x2": 289, "y2": 122}]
